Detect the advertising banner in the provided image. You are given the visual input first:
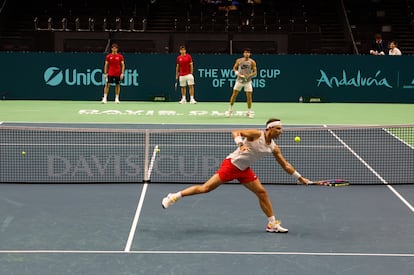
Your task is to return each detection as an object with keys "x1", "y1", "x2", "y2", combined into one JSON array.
[{"x1": 1, "y1": 52, "x2": 413, "y2": 103}]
